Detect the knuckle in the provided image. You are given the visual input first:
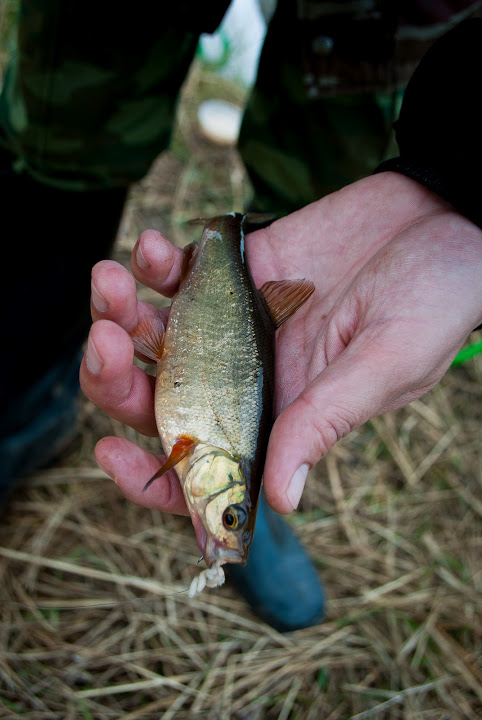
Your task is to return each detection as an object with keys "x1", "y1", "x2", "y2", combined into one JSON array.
[{"x1": 300, "y1": 394, "x2": 356, "y2": 458}]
